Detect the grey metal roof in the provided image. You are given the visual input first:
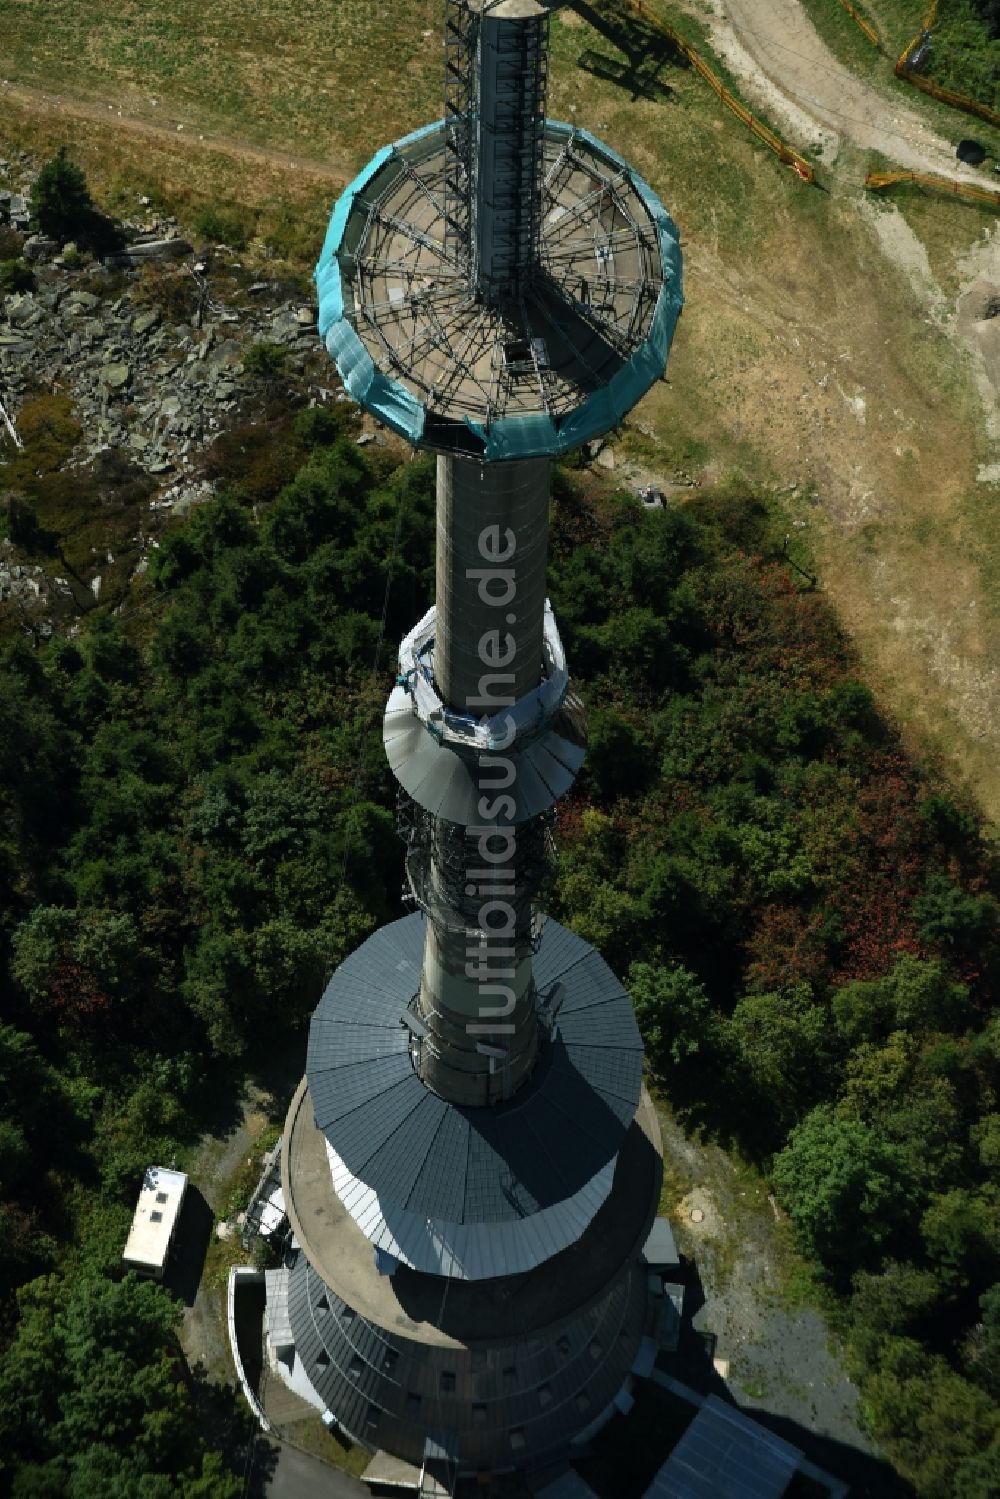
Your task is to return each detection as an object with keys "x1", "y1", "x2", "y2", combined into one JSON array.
[
  {"x1": 383, "y1": 687, "x2": 586, "y2": 825},
  {"x1": 283, "y1": 1249, "x2": 648, "y2": 1474},
  {"x1": 283, "y1": 1074, "x2": 662, "y2": 1340},
  {"x1": 265, "y1": 1267, "x2": 294, "y2": 1351},
  {"x1": 643, "y1": 1396, "x2": 802, "y2": 1499},
  {"x1": 306, "y1": 914, "x2": 643, "y2": 1229},
  {"x1": 535, "y1": 1472, "x2": 601, "y2": 1499},
  {"x1": 643, "y1": 1217, "x2": 680, "y2": 1270}
]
